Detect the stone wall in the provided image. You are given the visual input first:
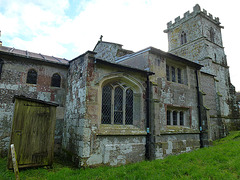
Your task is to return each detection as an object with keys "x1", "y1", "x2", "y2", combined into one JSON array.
[
  {"x1": 118, "y1": 48, "x2": 202, "y2": 159},
  {"x1": 62, "y1": 52, "x2": 89, "y2": 166},
  {"x1": 164, "y1": 4, "x2": 239, "y2": 139},
  {"x1": 94, "y1": 41, "x2": 123, "y2": 62},
  {"x1": 94, "y1": 41, "x2": 133, "y2": 62},
  {"x1": 0, "y1": 54, "x2": 68, "y2": 157},
  {"x1": 63, "y1": 51, "x2": 148, "y2": 167}
]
